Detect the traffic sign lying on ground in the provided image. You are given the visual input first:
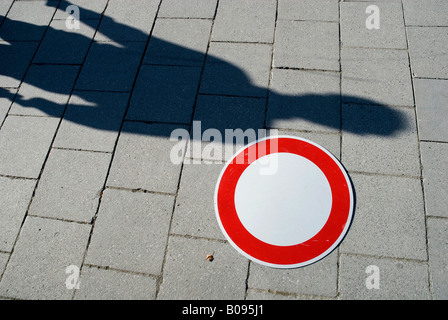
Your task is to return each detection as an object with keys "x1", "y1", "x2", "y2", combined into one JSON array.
[{"x1": 214, "y1": 136, "x2": 354, "y2": 268}]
